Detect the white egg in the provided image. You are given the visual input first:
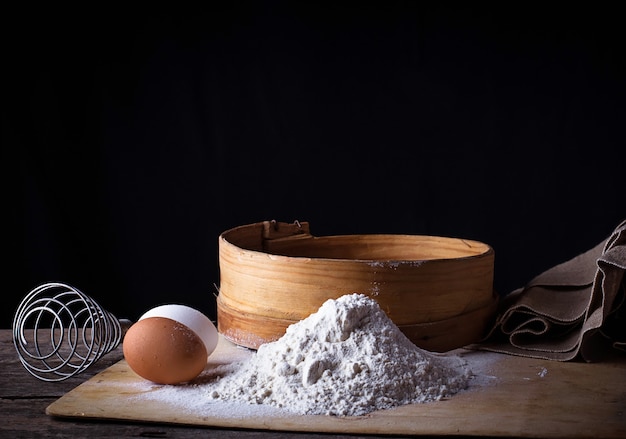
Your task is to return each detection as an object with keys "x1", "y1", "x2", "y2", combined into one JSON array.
[{"x1": 138, "y1": 304, "x2": 219, "y2": 356}]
